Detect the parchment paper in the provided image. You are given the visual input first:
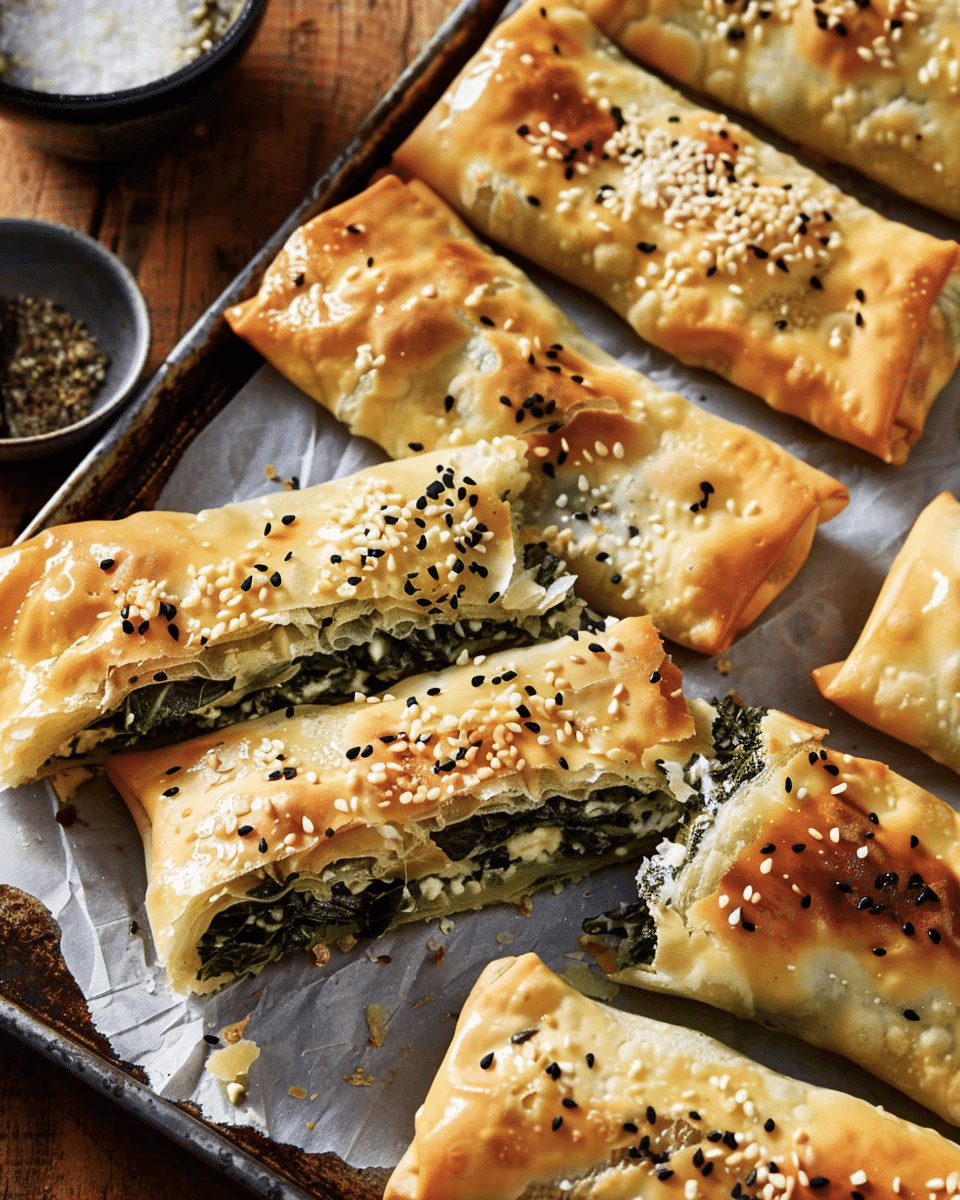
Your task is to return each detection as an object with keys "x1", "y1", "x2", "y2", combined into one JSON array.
[{"x1": 3, "y1": 157, "x2": 960, "y2": 1169}]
